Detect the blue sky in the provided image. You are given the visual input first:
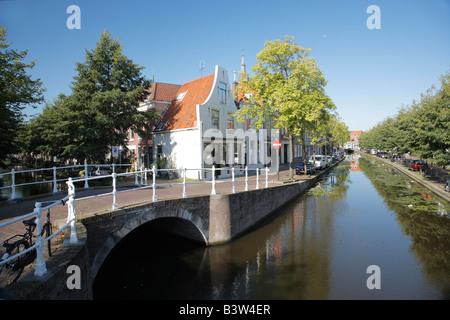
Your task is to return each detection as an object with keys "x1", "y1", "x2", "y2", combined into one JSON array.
[{"x1": 1, "y1": 0, "x2": 449, "y2": 131}]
